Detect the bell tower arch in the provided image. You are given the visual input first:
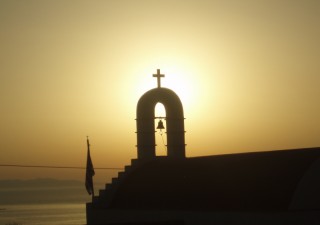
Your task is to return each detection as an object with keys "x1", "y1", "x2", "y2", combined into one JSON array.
[{"x1": 136, "y1": 70, "x2": 186, "y2": 160}]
